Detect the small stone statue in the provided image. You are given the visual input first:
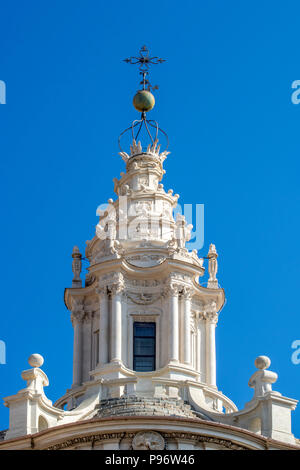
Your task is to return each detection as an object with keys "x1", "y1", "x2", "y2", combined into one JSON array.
[
  {"x1": 96, "y1": 205, "x2": 120, "y2": 256},
  {"x1": 207, "y1": 243, "x2": 218, "y2": 289},
  {"x1": 72, "y1": 246, "x2": 82, "y2": 288},
  {"x1": 175, "y1": 214, "x2": 193, "y2": 249},
  {"x1": 106, "y1": 215, "x2": 117, "y2": 248}
]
